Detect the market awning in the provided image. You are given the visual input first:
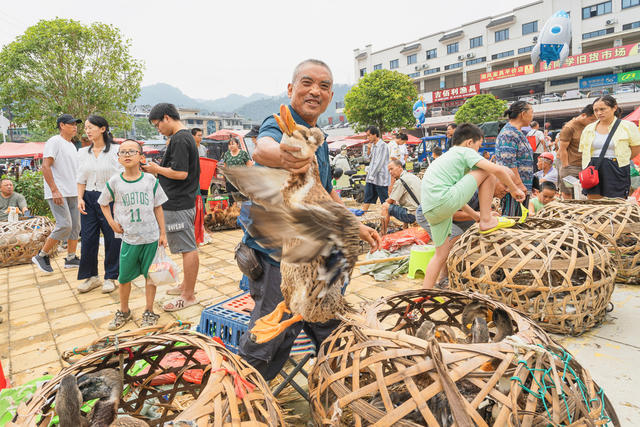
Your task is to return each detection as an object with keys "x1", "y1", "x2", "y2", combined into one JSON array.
[
  {"x1": 624, "y1": 107, "x2": 640, "y2": 125},
  {"x1": 205, "y1": 129, "x2": 245, "y2": 140},
  {"x1": 0, "y1": 142, "x2": 46, "y2": 159}
]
